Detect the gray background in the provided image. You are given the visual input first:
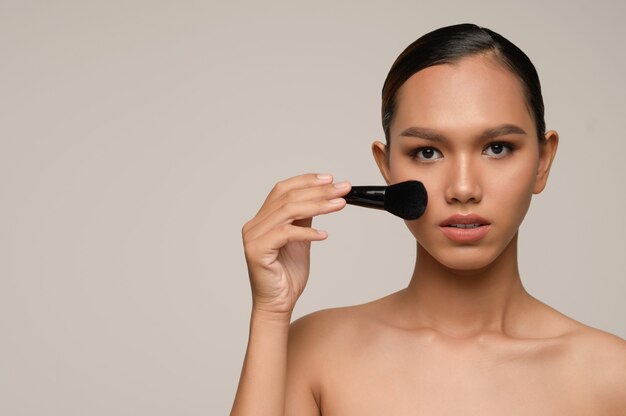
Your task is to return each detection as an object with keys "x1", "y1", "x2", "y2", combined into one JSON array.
[{"x1": 1, "y1": 0, "x2": 624, "y2": 414}]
